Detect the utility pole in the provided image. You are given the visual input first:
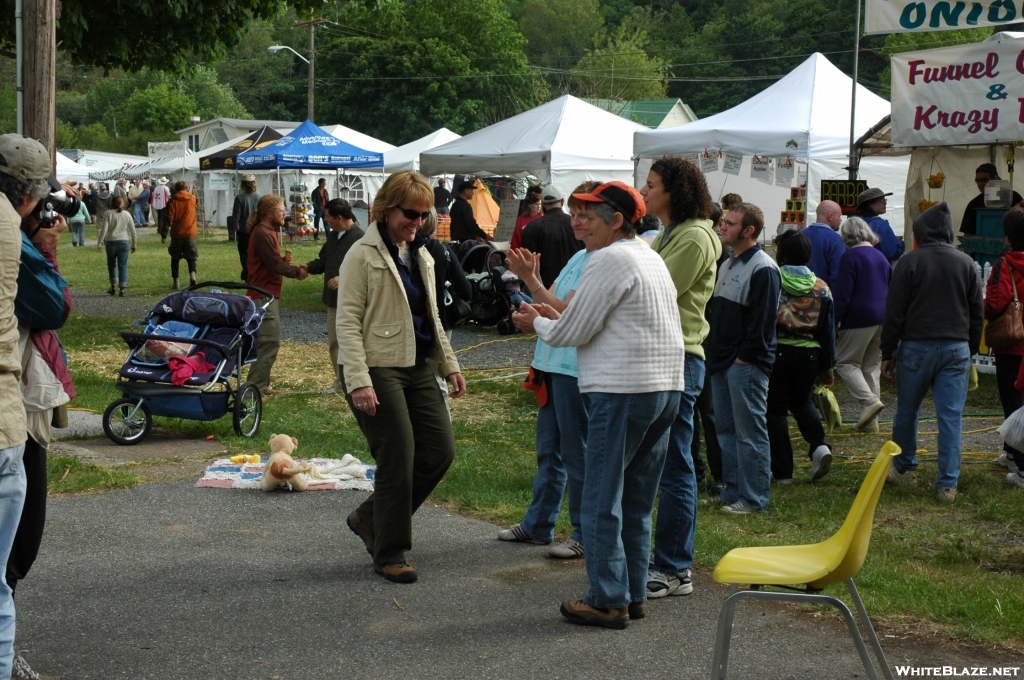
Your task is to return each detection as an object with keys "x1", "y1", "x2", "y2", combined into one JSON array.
[
  {"x1": 295, "y1": 18, "x2": 327, "y2": 122},
  {"x1": 848, "y1": 0, "x2": 862, "y2": 180},
  {"x1": 23, "y1": 0, "x2": 57, "y2": 163}
]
